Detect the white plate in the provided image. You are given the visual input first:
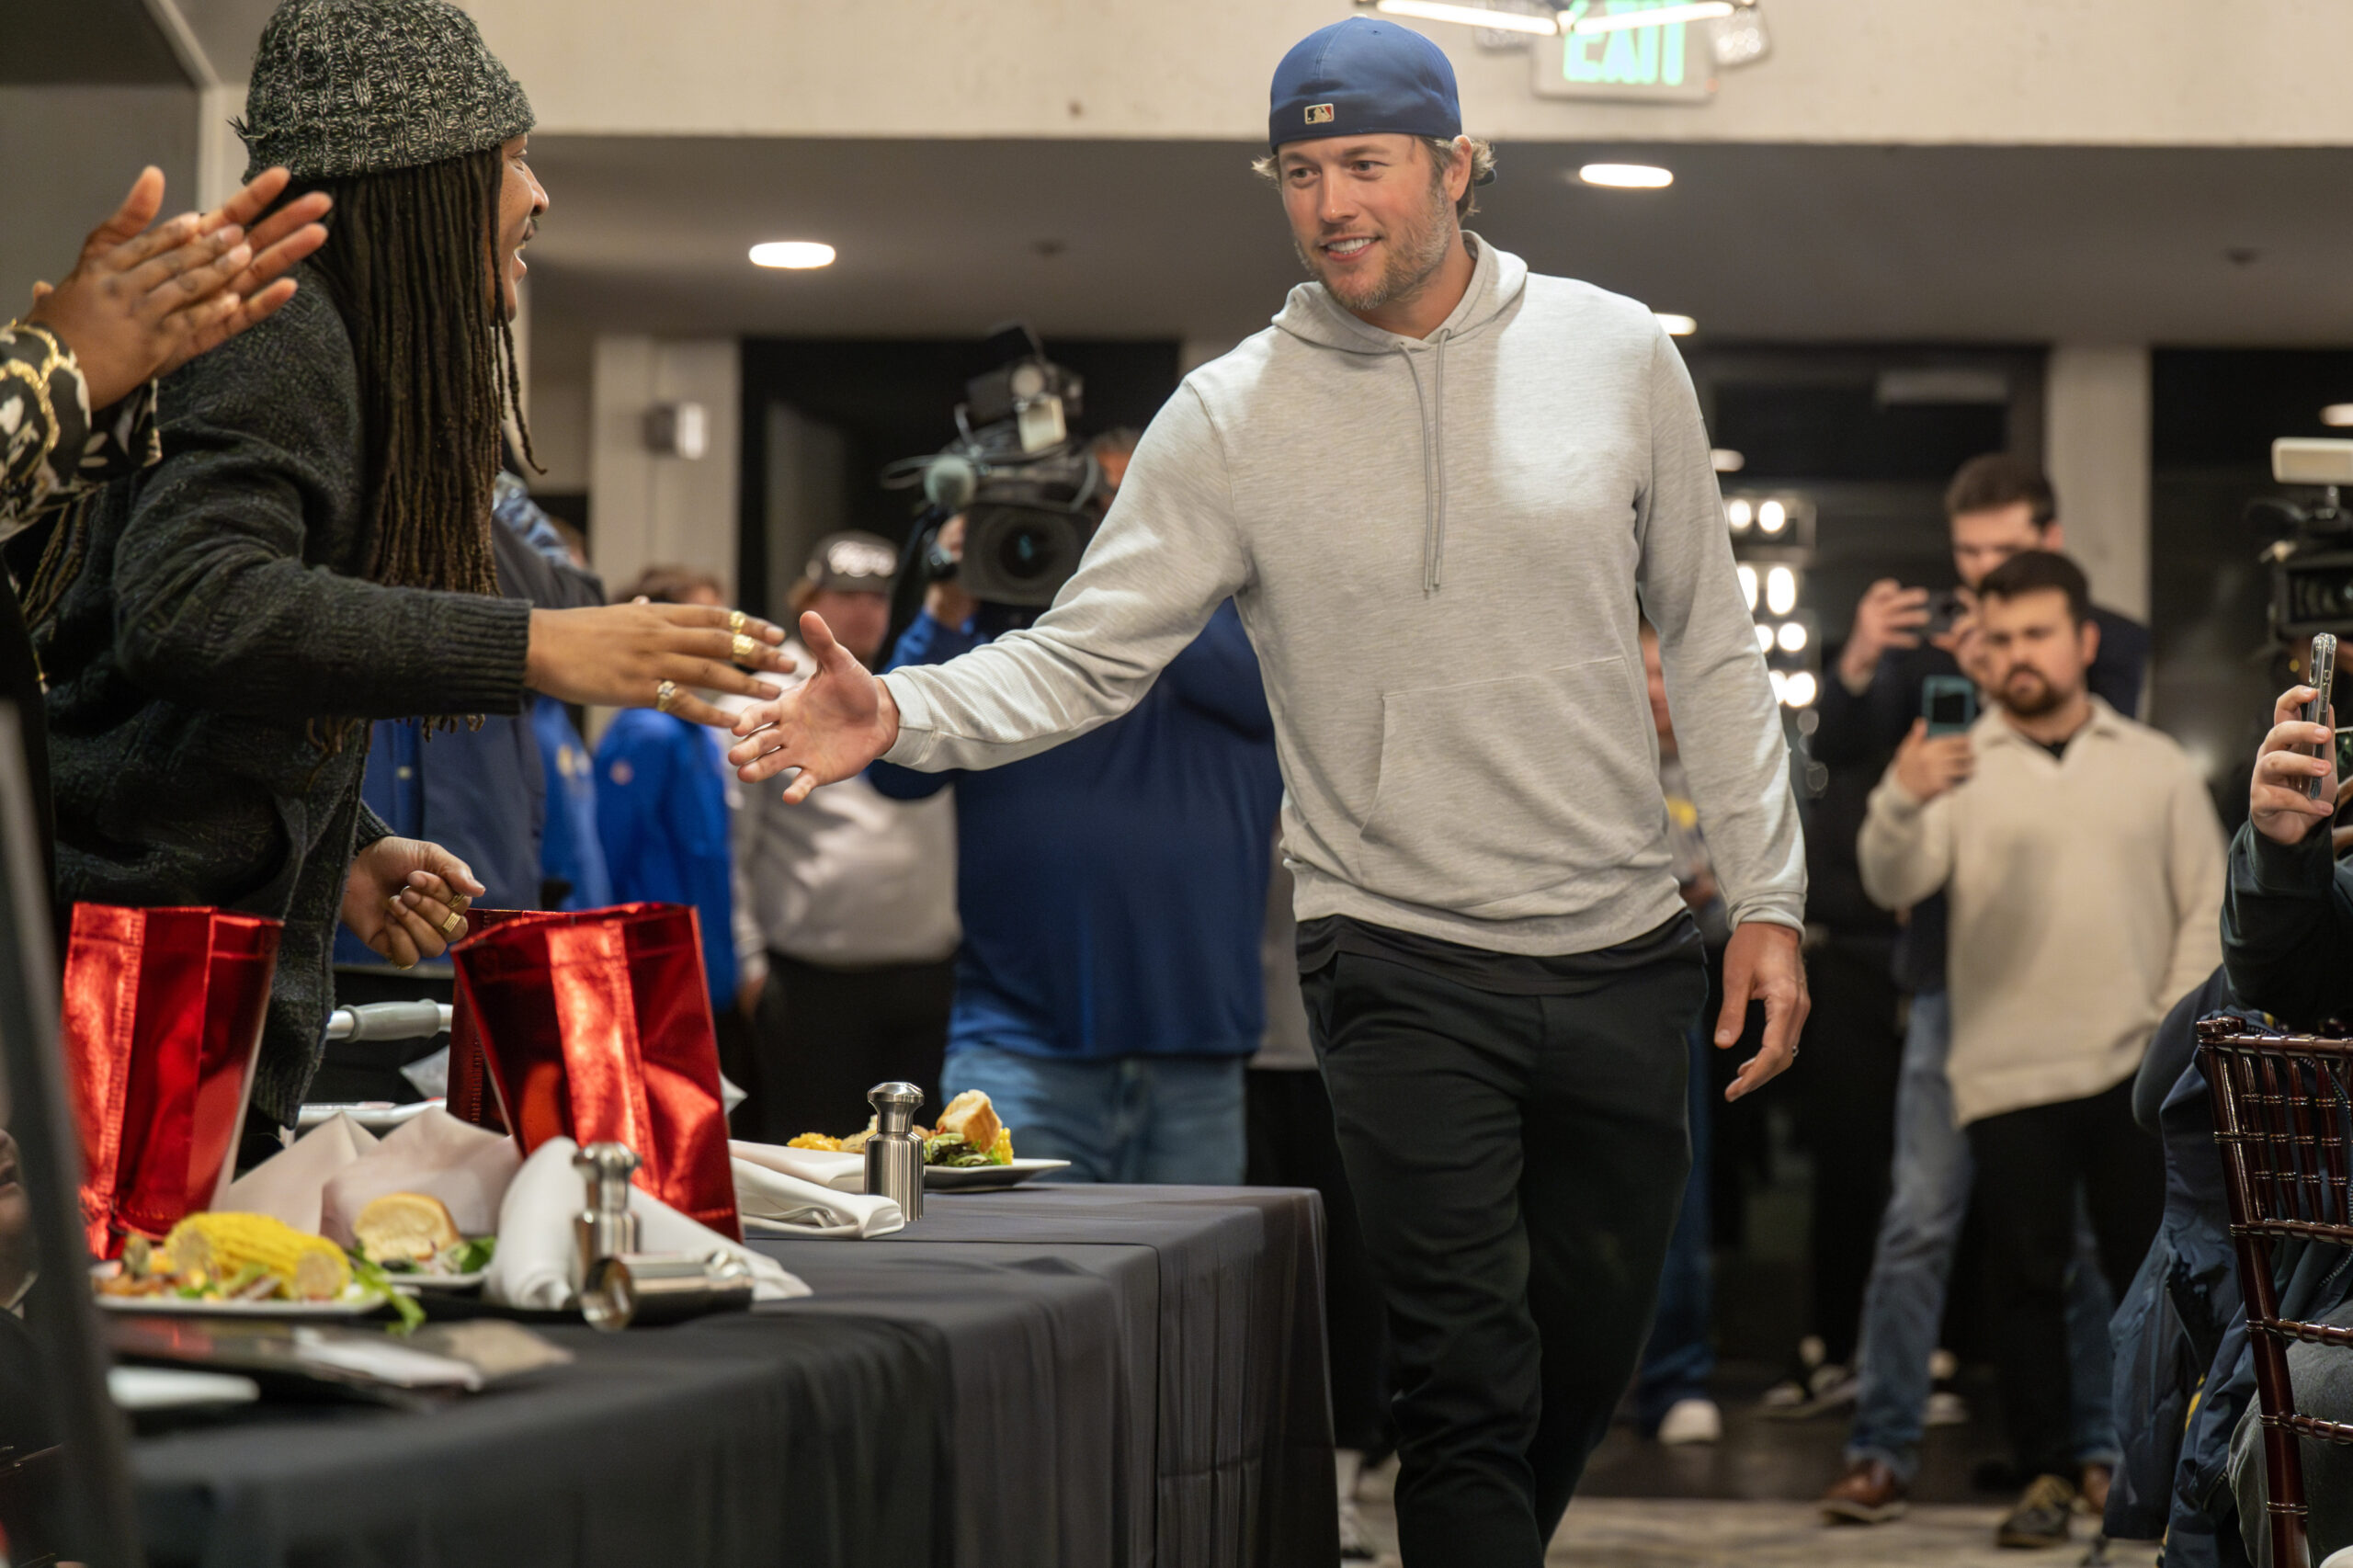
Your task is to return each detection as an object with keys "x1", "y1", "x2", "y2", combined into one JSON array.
[
  {"x1": 390, "y1": 1269, "x2": 487, "y2": 1293},
  {"x1": 95, "y1": 1290, "x2": 388, "y2": 1319},
  {"x1": 925, "y1": 1158, "x2": 1071, "y2": 1191},
  {"x1": 108, "y1": 1366, "x2": 261, "y2": 1410}
]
